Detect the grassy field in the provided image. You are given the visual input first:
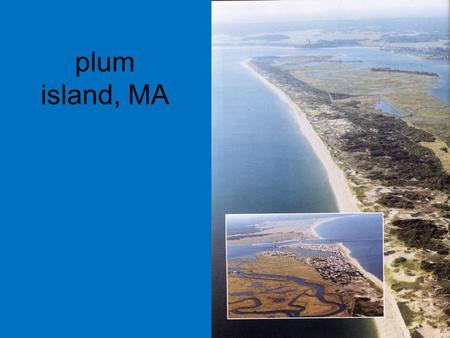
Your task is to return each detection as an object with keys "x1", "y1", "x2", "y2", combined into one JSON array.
[
  {"x1": 277, "y1": 56, "x2": 450, "y2": 148},
  {"x1": 228, "y1": 255, "x2": 350, "y2": 318},
  {"x1": 420, "y1": 140, "x2": 450, "y2": 172}
]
